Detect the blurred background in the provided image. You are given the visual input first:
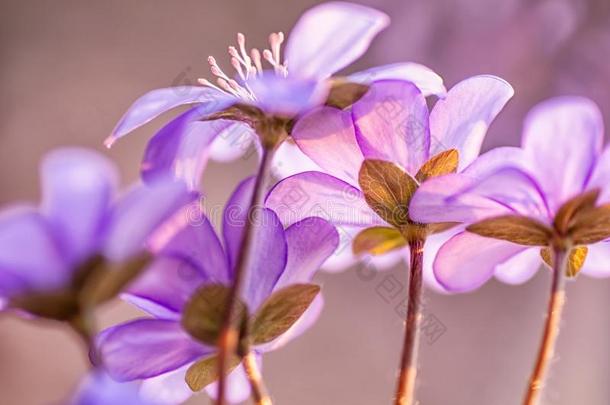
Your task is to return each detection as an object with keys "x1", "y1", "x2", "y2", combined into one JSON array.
[{"x1": 1, "y1": 0, "x2": 609, "y2": 404}]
